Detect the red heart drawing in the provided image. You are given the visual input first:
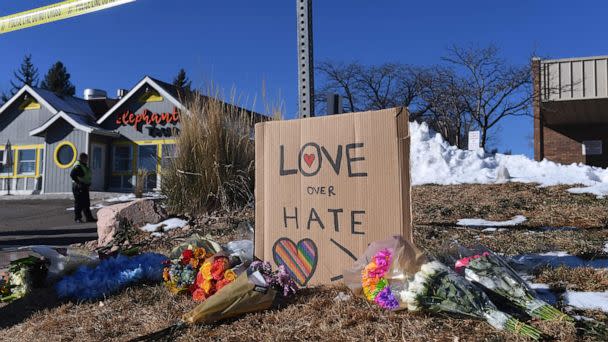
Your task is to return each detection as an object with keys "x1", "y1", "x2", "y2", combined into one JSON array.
[
  {"x1": 303, "y1": 153, "x2": 315, "y2": 168},
  {"x1": 273, "y1": 238, "x2": 318, "y2": 286}
]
